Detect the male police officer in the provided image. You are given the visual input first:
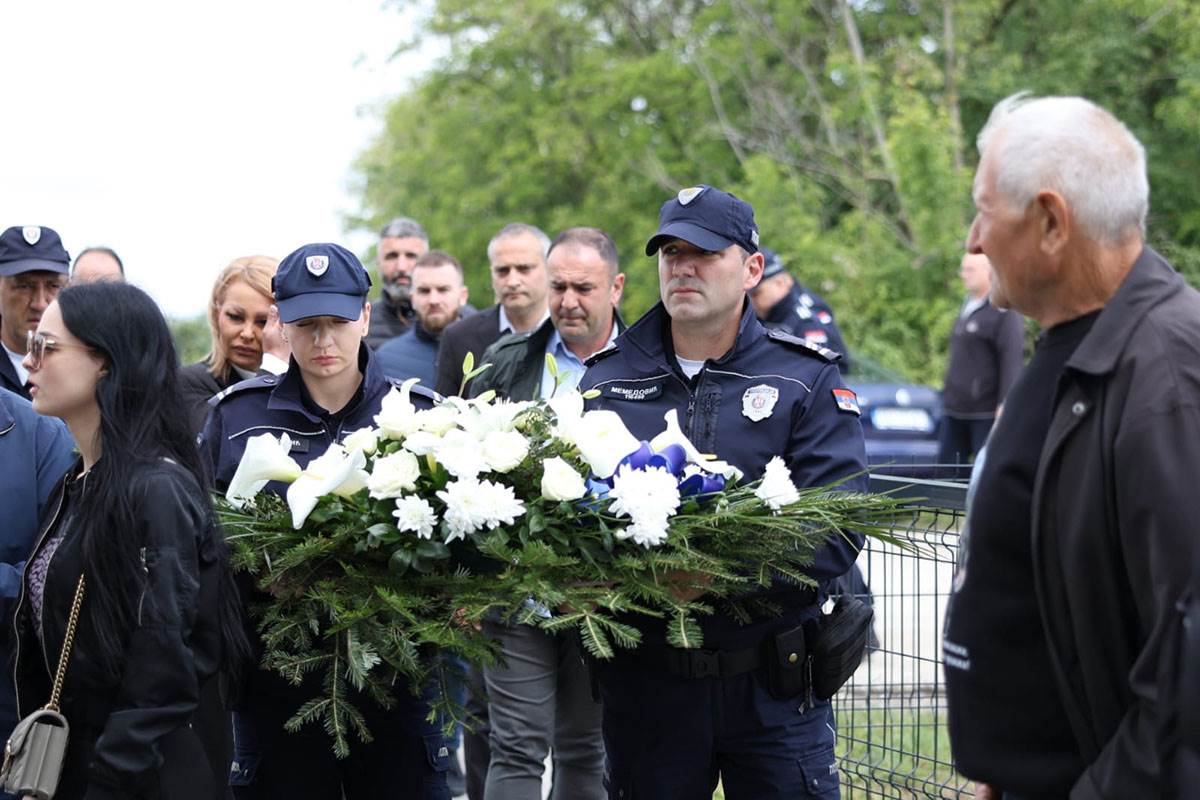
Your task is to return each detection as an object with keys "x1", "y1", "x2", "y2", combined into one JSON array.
[
  {"x1": 750, "y1": 246, "x2": 851, "y2": 370},
  {"x1": 199, "y1": 243, "x2": 446, "y2": 799},
  {"x1": 0, "y1": 226, "x2": 71, "y2": 398},
  {"x1": 579, "y1": 186, "x2": 868, "y2": 799}
]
